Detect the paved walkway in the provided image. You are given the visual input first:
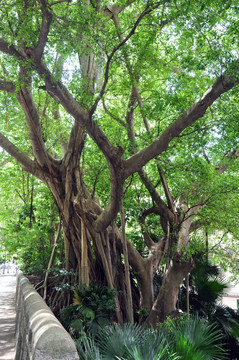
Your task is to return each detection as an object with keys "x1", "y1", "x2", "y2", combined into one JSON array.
[{"x1": 0, "y1": 274, "x2": 16, "y2": 360}]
